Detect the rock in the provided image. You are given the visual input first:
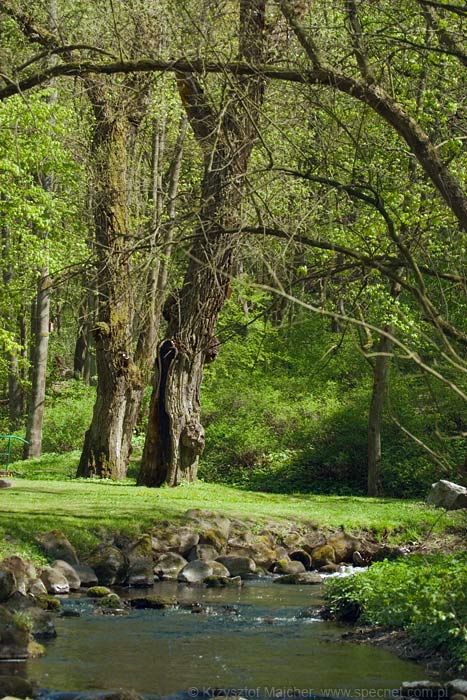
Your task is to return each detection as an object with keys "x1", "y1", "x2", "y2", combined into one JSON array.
[
  {"x1": 40, "y1": 567, "x2": 70, "y2": 594},
  {"x1": 87, "y1": 586, "x2": 112, "y2": 598},
  {"x1": 128, "y1": 595, "x2": 177, "y2": 609},
  {"x1": 95, "y1": 691, "x2": 145, "y2": 700},
  {"x1": 352, "y1": 551, "x2": 366, "y2": 567},
  {"x1": 216, "y1": 556, "x2": 256, "y2": 578},
  {"x1": 0, "y1": 606, "x2": 33, "y2": 659},
  {"x1": 183, "y1": 509, "x2": 231, "y2": 540},
  {"x1": 204, "y1": 575, "x2": 242, "y2": 588},
  {"x1": 371, "y1": 544, "x2": 407, "y2": 563},
  {"x1": 74, "y1": 564, "x2": 98, "y2": 587},
  {"x1": 0, "y1": 676, "x2": 35, "y2": 698},
  {"x1": 52, "y1": 560, "x2": 81, "y2": 590},
  {"x1": 273, "y1": 559, "x2": 306, "y2": 575},
  {"x1": 178, "y1": 559, "x2": 213, "y2": 583},
  {"x1": 198, "y1": 527, "x2": 227, "y2": 552},
  {"x1": 154, "y1": 552, "x2": 188, "y2": 579},
  {"x1": 86, "y1": 544, "x2": 126, "y2": 586},
  {"x1": 36, "y1": 595, "x2": 61, "y2": 611},
  {"x1": 289, "y1": 550, "x2": 312, "y2": 570},
  {"x1": 274, "y1": 572, "x2": 322, "y2": 585},
  {"x1": 95, "y1": 593, "x2": 124, "y2": 610},
  {"x1": 36, "y1": 530, "x2": 78, "y2": 565},
  {"x1": 28, "y1": 578, "x2": 48, "y2": 597},
  {"x1": 25, "y1": 607, "x2": 57, "y2": 639},
  {"x1": 300, "y1": 532, "x2": 326, "y2": 554},
  {"x1": 161, "y1": 526, "x2": 199, "y2": 556},
  {"x1": 450, "y1": 695, "x2": 467, "y2": 700},
  {"x1": 0, "y1": 479, "x2": 12, "y2": 488},
  {"x1": 448, "y1": 681, "x2": 467, "y2": 696},
  {"x1": 210, "y1": 561, "x2": 231, "y2": 577},
  {"x1": 0, "y1": 569, "x2": 16, "y2": 602},
  {"x1": 310, "y1": 544, "x2": 335, "y2": 569},
  {"x1": 427, "y1": 479, "x2": 467, "y2": 510},
  {"x1": 400, "y1": 681, "x2": 445, "y2": 699},
  {"x1": 1, "y1": 556, "x2": 36, "y2": 596},
  {"x1": 127, "y1": 534, "x2": 154, "y2": 587},
  {"x1": 327, "y1": 533, "x2": 361, "y2": 564},
  {"x1": 187, "y1": 544, "x2": 219, "y2": 562},
  {"x1": 319, "y1": 563, "x2": 341, "y2": 573}
]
